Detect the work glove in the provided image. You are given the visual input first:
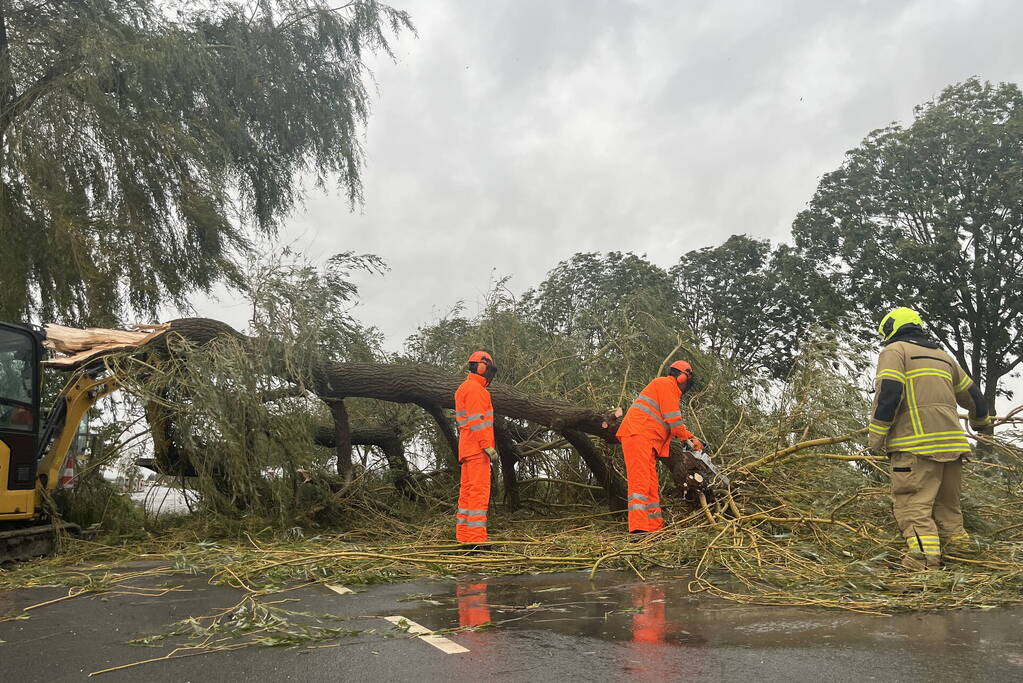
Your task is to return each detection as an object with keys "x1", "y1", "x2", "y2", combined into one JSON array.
[
  {"x1": 686, "y1": 437, "x2": 705, "y2": 452},
  {"x1": 484, "y1": 447, "x2": 499, "y2": 465},
  {"x1": 969, "y1": 415, "x2": 994, "y2": 431}
]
